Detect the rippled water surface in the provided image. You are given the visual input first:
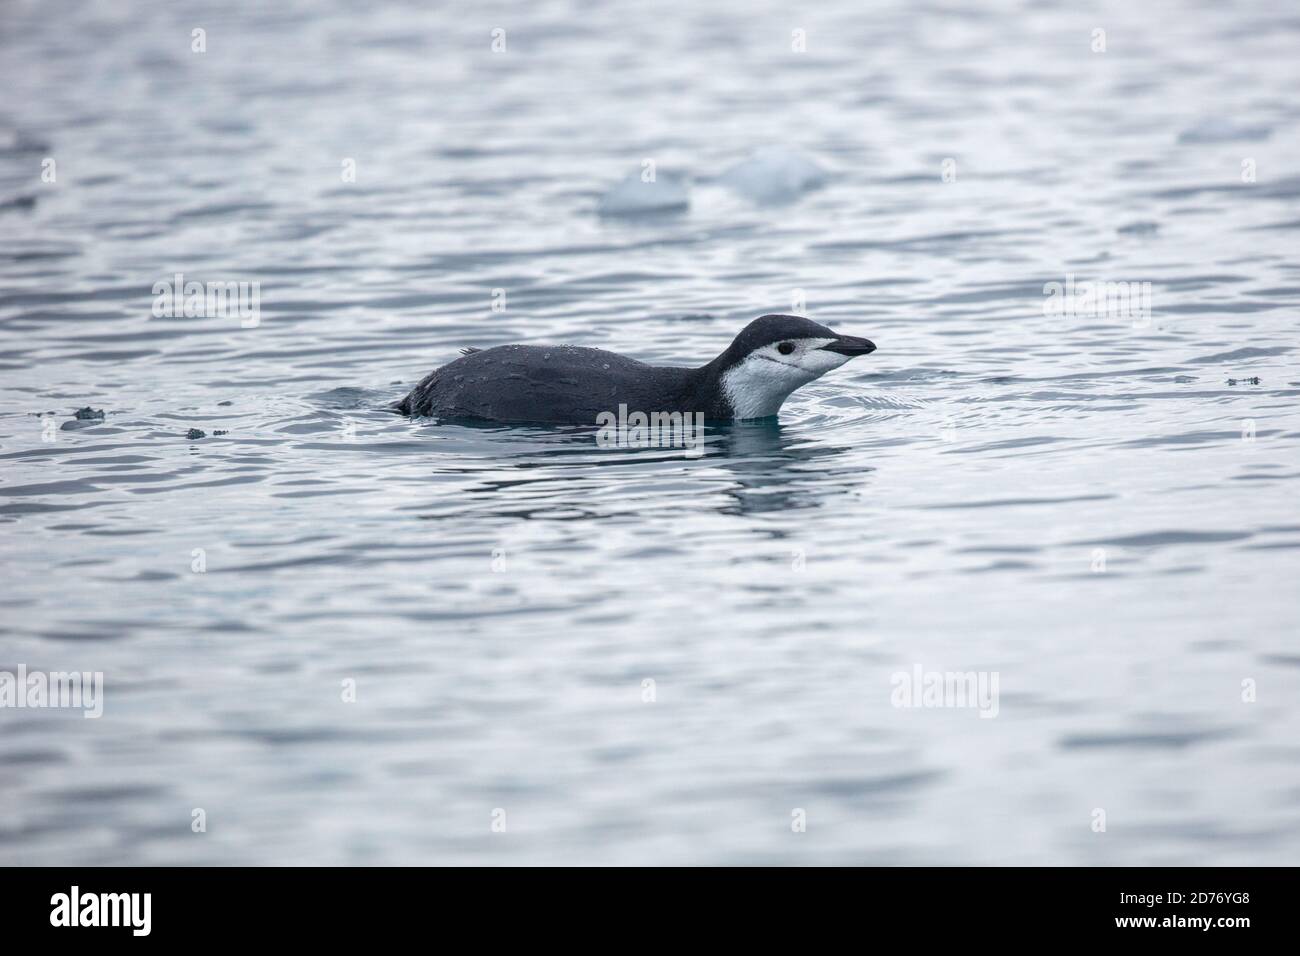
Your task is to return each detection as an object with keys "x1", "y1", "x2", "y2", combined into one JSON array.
[{"x1": 3, "y1": 0, "x2": 1300, "y2": 864}]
